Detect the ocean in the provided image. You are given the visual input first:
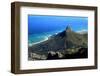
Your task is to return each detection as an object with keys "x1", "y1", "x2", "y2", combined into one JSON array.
[
  {"x1": 28, "y1": 30, "x2": 63, "y2": 46},
  {"x1": 28, "y1": 15, "x2": 88, "y2": 46}
]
